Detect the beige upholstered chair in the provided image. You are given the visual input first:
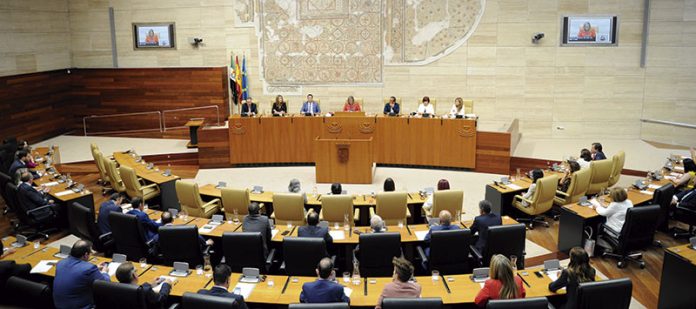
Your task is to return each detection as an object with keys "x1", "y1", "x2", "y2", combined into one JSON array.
[
  {"x1": 91, "y1": 148, "x2": 110, "y2": 189},
  {"x1": 176, "y1": 181, "x2": 220, "y2": 218},
  {"x1": 608, "y1": 151, "x2": 626, "y2": 187},
  {"x1": 220, "y1": 187, "x2": 254, "y2": 220},
  {"x1": 425, "y1": 190, "x2": 464, "y2": 218},
  {"x1": 512, "y1": 175, "x2": 559, "y2": 228},
  {"x1": 319, "y1": 195, "x2": 356, "y2": 228},
  {"x1": 119, "y1": 165, "x2": 160, "y2": 203},
  {"x1": 462, "y1": 99, "x2": 474, "y2": 114},
  {"x1": 271, "y1": 193, "x2": 306, "y2": 226},
  {"x1": 586, "y1": 160, "x2": 614, "y2": 196},
  {"x1": 103, "y1": 157, "x2": 126, "y2": 194},
  {"x1": 554, "y1": 168, "x2": 591, "y2": 206},
  {"x1": 370, "y1": 192, "x2": 410, "y2": 225}
]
